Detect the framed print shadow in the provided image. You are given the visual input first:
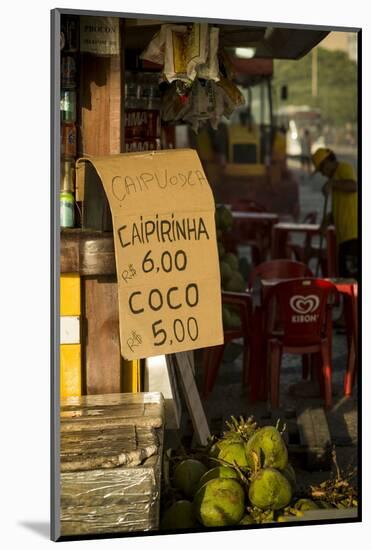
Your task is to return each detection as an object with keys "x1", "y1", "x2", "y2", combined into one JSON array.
[{"x1": 51, "y1": 7, "x2": 361, "y2": 542}]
